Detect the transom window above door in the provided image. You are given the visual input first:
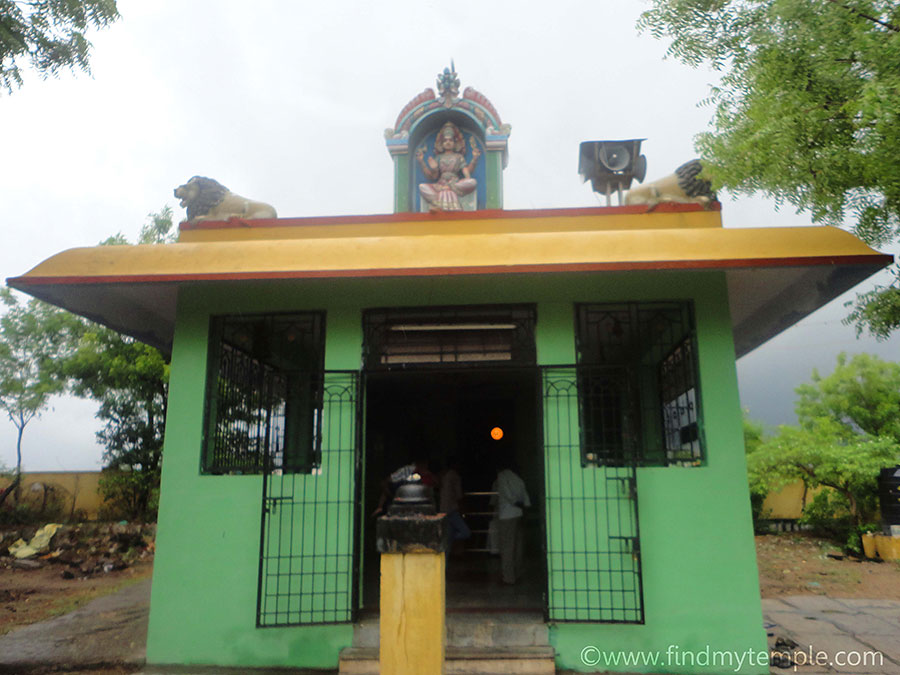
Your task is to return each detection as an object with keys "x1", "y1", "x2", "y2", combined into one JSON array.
[{"x1": 363, "y1": 305, "x2": 536, "y2": 370}]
